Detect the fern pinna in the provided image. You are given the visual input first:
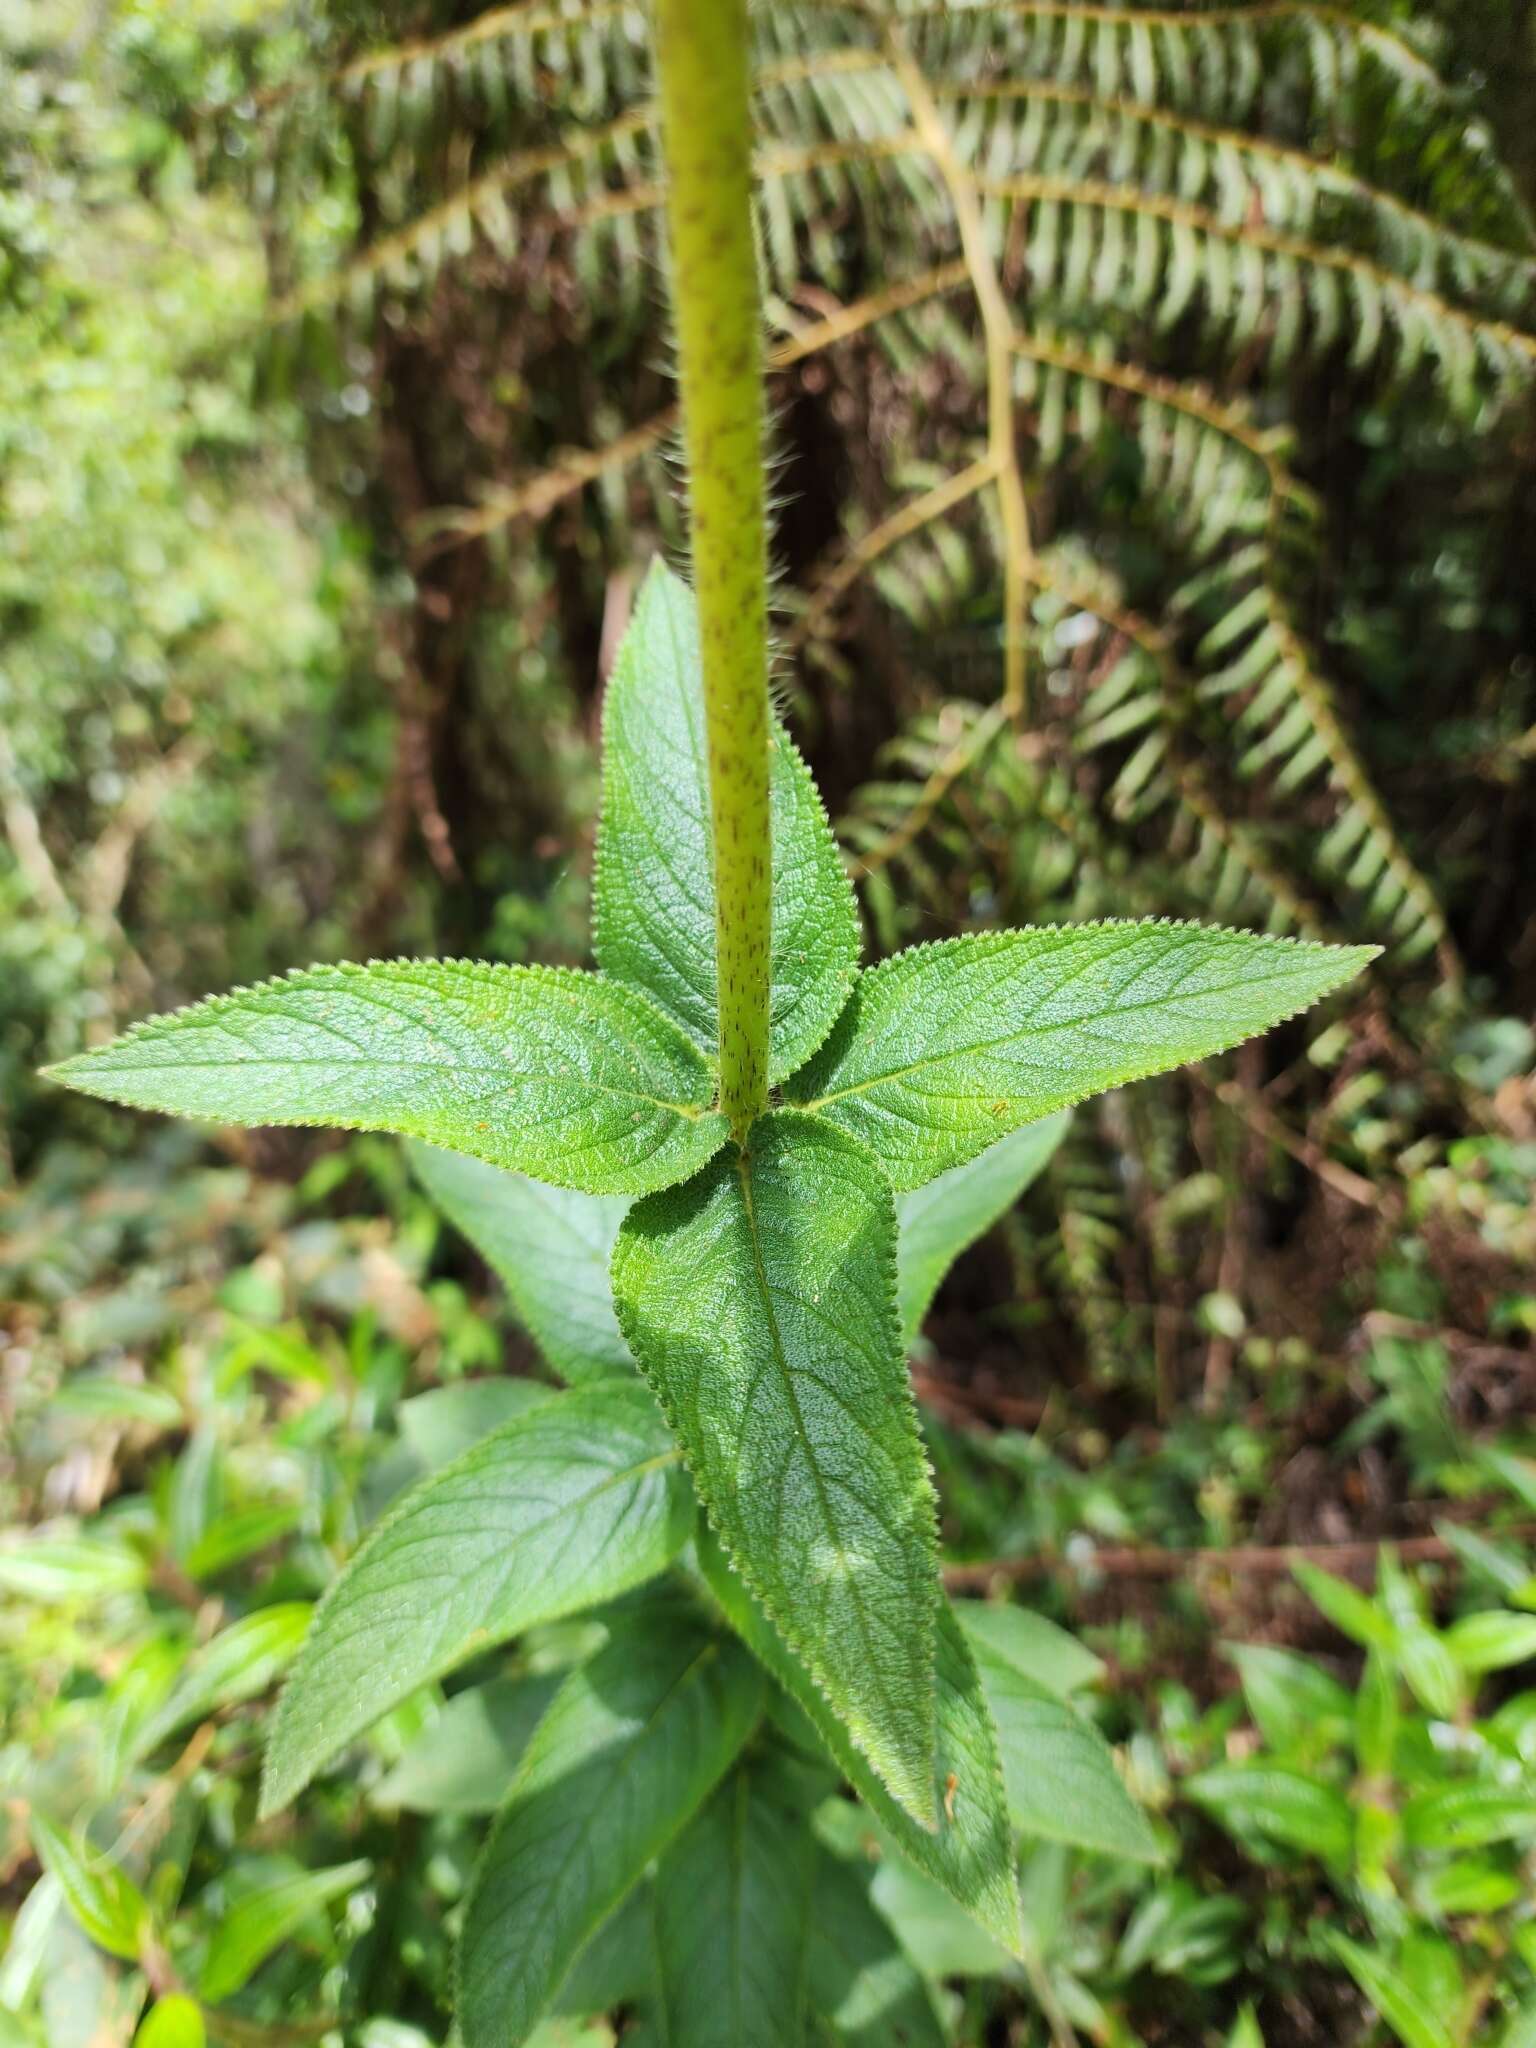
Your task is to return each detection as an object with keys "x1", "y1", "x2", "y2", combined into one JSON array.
[{"x1": 211, "y1": 0, "x2": 1533, "y2": 971}]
